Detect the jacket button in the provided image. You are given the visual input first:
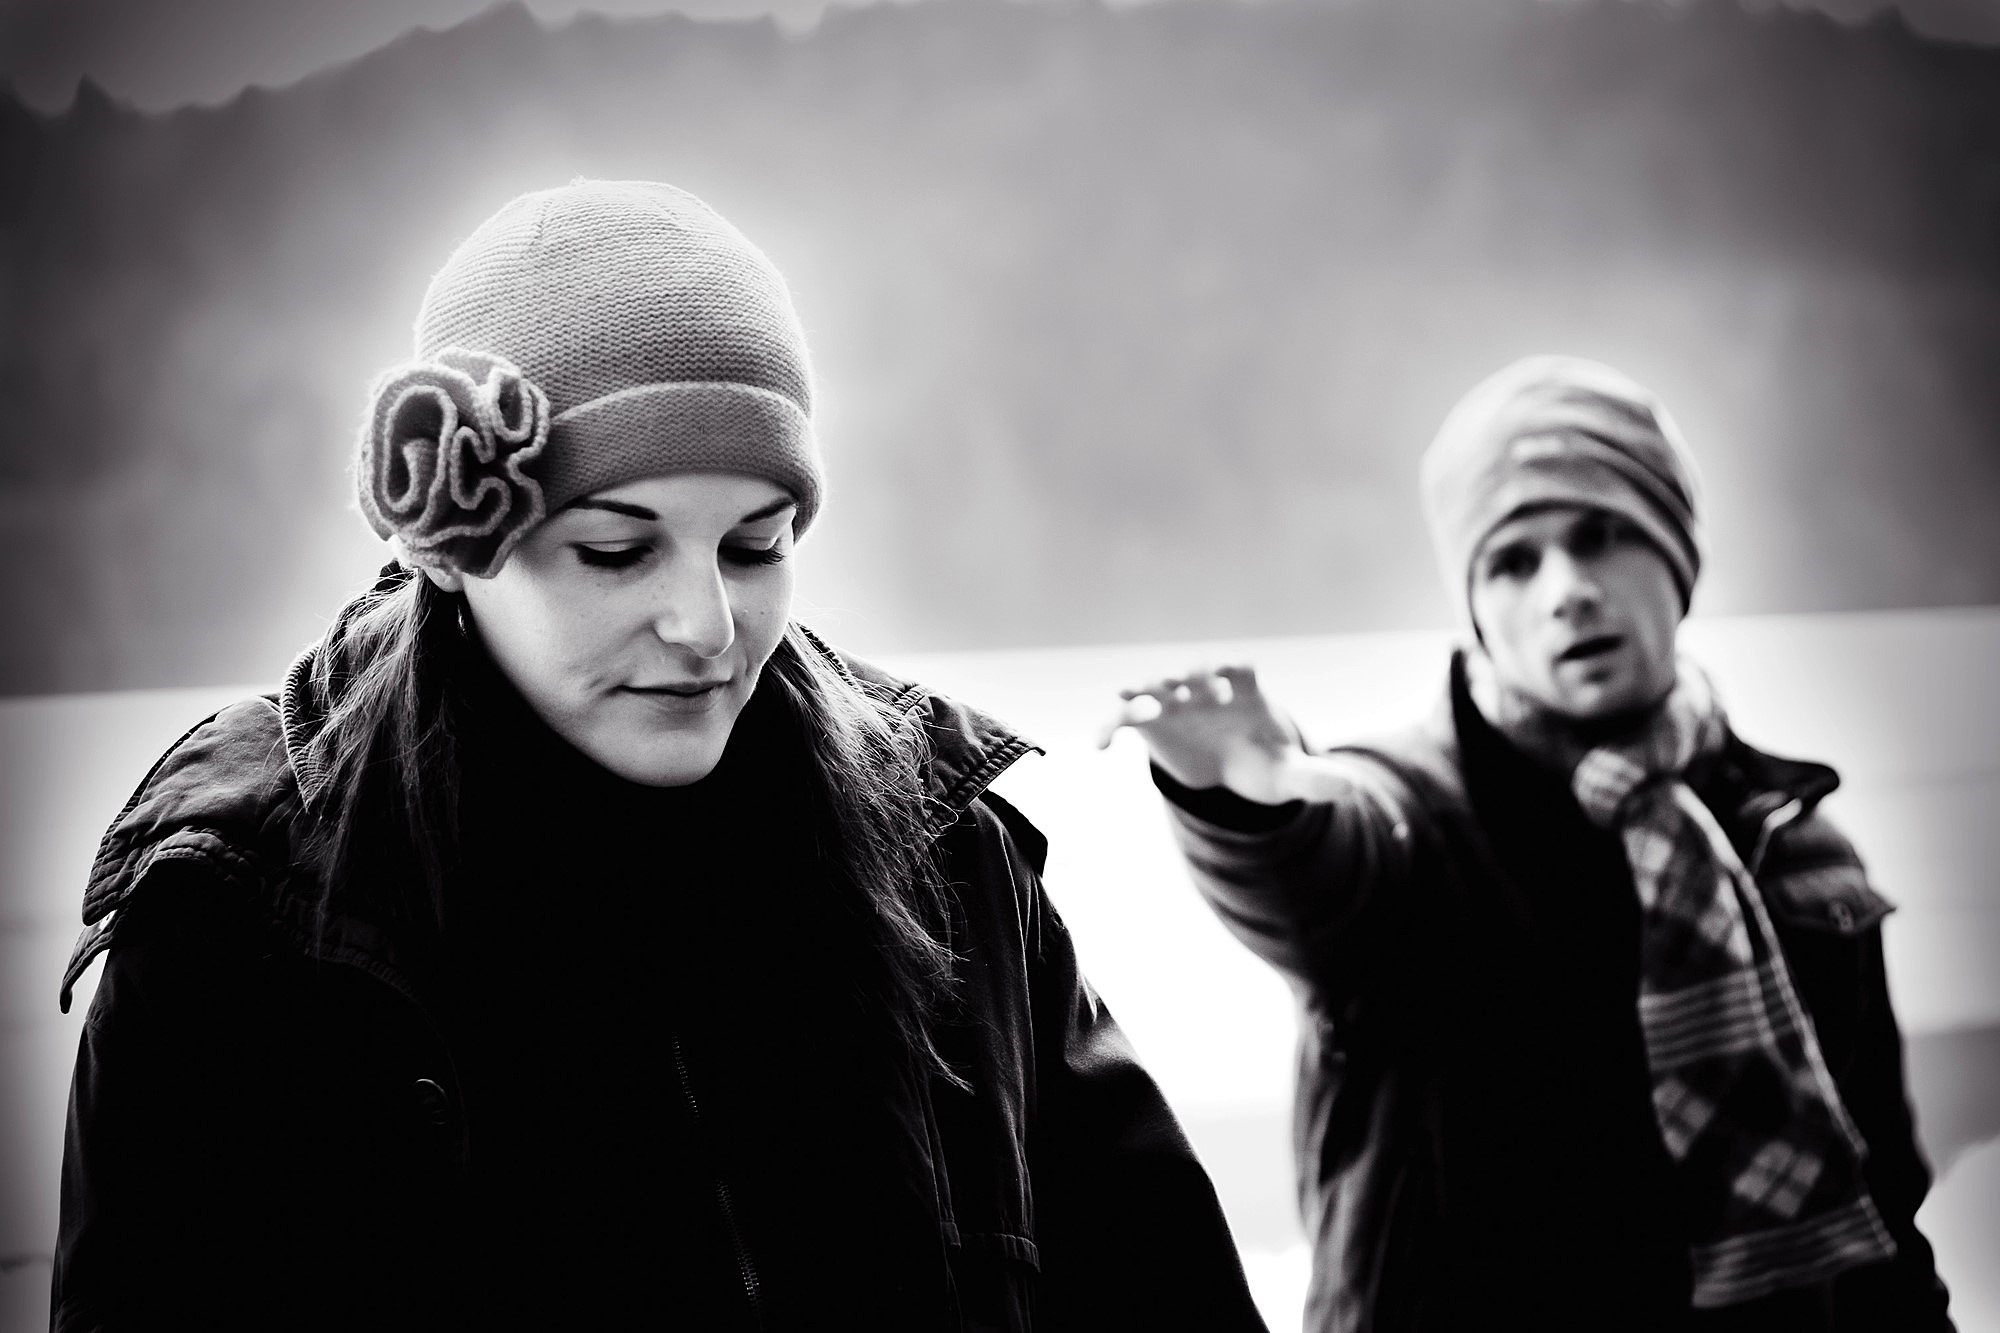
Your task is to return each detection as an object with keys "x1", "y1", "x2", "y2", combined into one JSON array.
[
  {"x1": 1830, "y1": 901, "x2": 1855, "y2": 931},
  {"x1": 413, "y1": 1078, "x2": 453, "y2": 1127}
]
